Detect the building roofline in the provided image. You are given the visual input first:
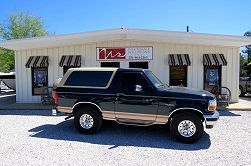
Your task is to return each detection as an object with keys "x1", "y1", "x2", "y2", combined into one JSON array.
[{"x1": 0, "y1": 28, "x2": 251, "y2": 50}]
